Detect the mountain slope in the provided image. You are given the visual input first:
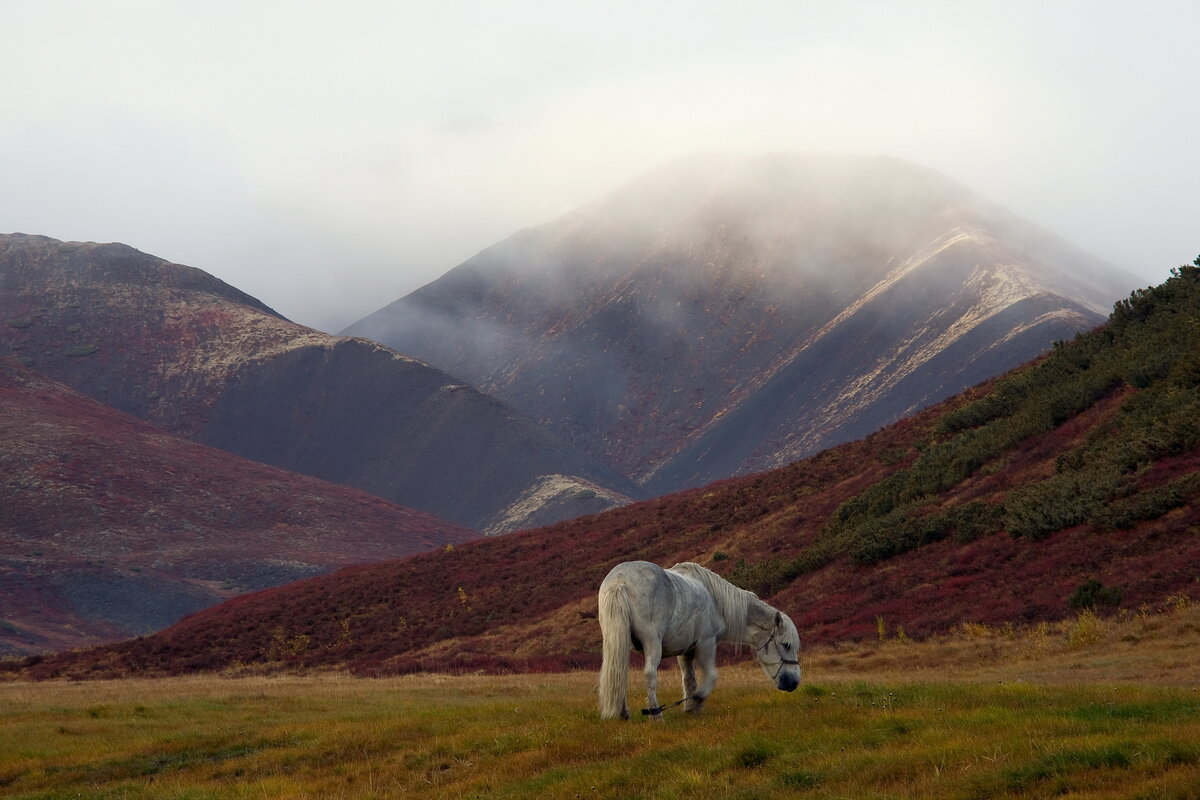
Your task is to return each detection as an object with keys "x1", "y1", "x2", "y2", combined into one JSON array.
[
  {"x1": 25, "y1": 259, "x2": 1200, "y2": 678},
  {"x1": 0, "y1": 233, "x2": 640, "y2": 531},
  {"x1": 0, "y1": 358, "x2": 473, "y2": 655},
  {"x1": 345, "y1": 154, "x2": 1139, "y2": 493}
]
